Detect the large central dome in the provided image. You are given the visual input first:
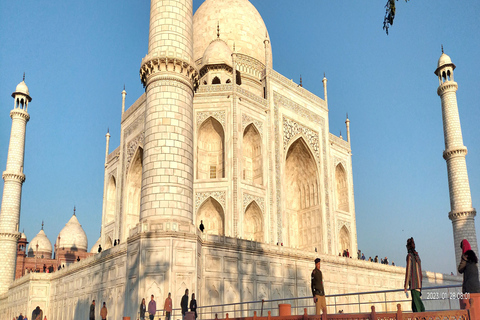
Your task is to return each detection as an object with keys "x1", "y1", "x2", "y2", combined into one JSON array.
[{"x1": 193, "y1": 0, "x2": 272, "y2": 68}]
